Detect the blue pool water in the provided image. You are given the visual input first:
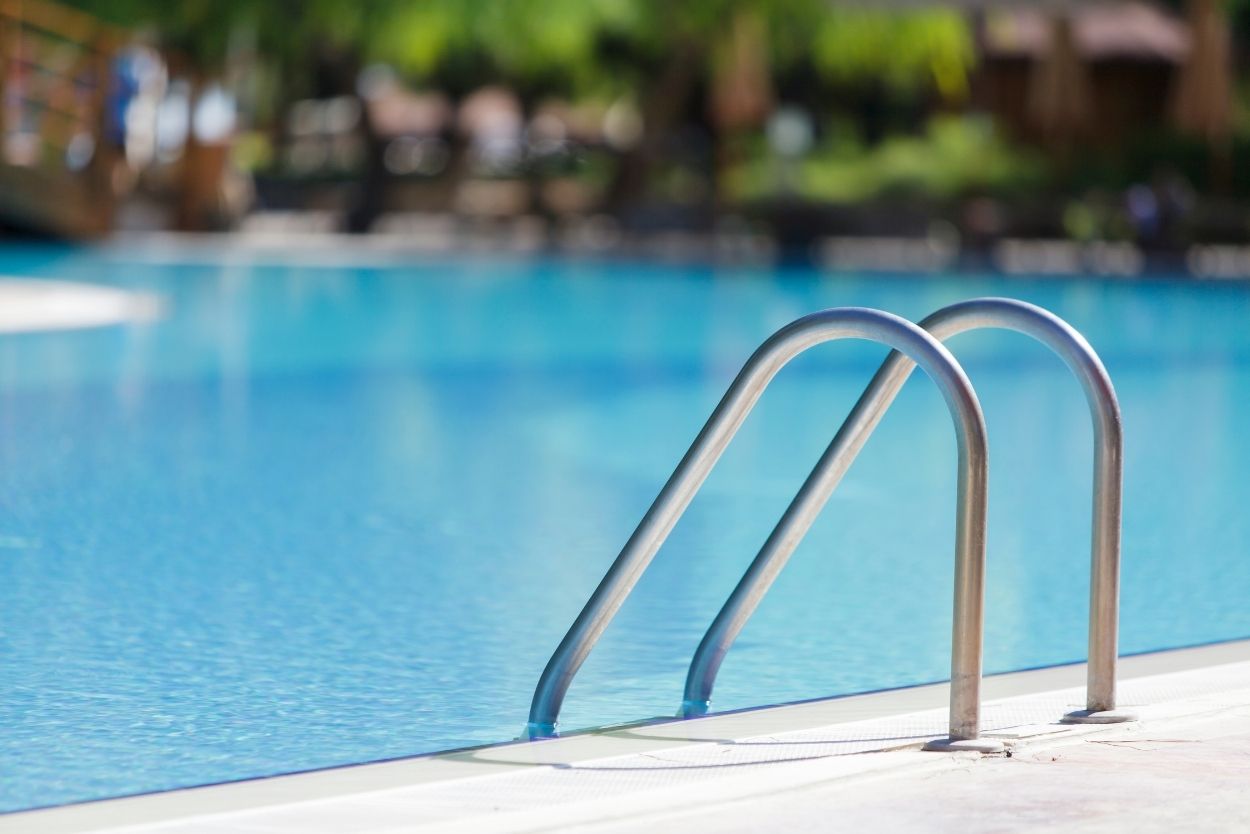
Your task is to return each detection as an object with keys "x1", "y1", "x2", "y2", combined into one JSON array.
[{"x1": 2, "y1": 245, "x2": 1249, "y2": 812}]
